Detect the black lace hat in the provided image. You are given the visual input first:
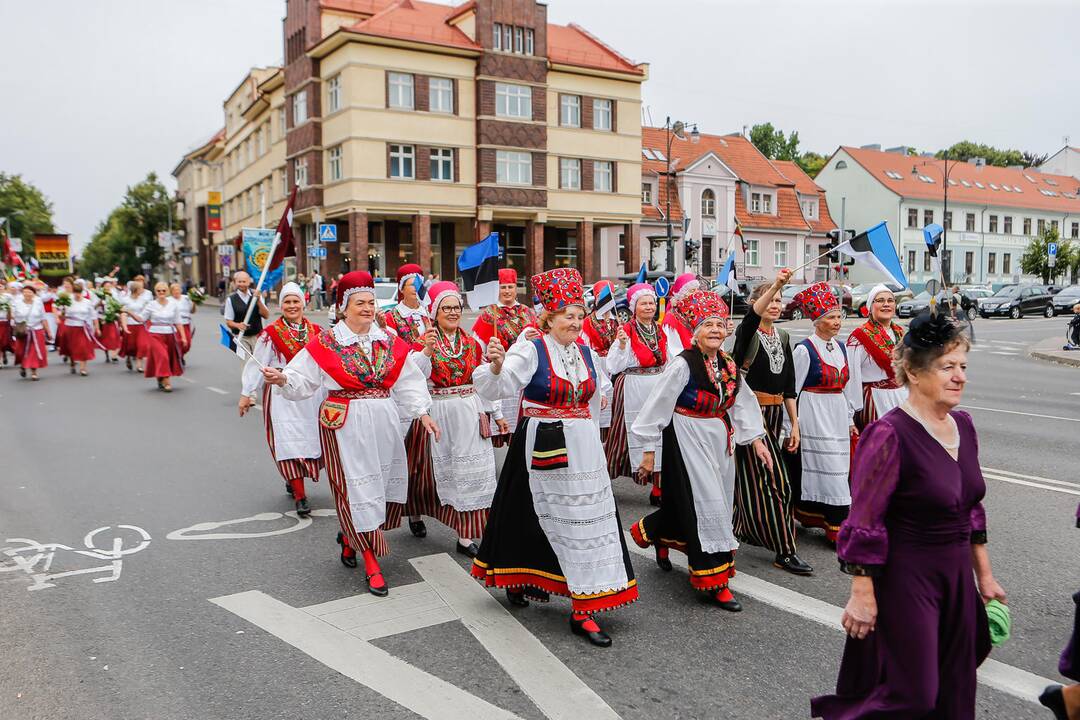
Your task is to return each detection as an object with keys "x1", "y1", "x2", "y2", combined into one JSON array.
[{"x1": 903, "y1": 310, "x2": 963, "y2": 350}]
